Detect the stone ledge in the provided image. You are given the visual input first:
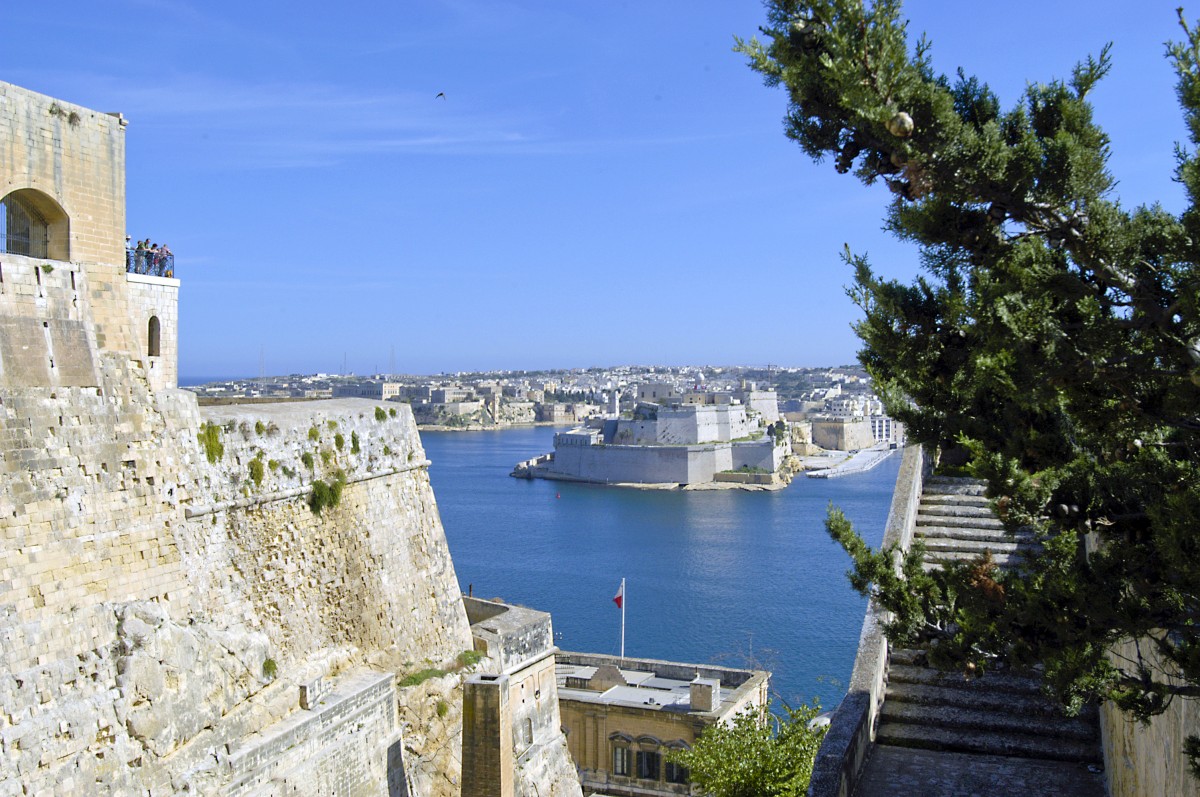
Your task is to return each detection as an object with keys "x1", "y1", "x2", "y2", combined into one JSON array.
[{"x1": 183, "y1": 460, "x2": 431, "y2": 518}]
